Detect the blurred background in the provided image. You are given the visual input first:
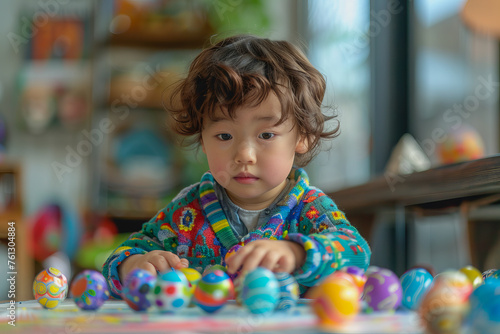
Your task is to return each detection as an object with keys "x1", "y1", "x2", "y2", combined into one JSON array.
[{"x1": 0, "y1": 0, "x2": 499, "y2": 301}]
